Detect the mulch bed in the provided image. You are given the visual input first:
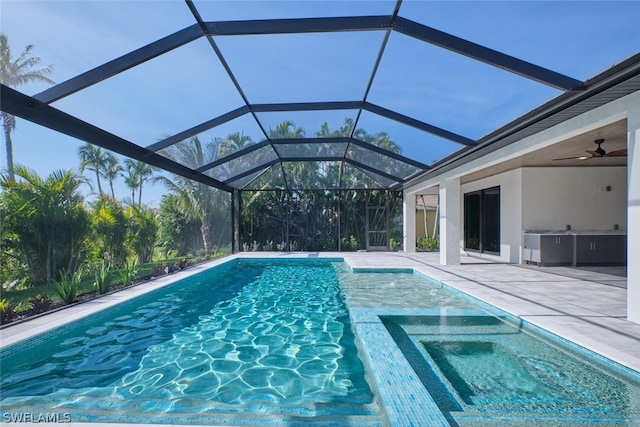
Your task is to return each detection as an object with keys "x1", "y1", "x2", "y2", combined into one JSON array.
[{"x1": 1, "y1": 274, "x2": 172, "y2": 327}]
